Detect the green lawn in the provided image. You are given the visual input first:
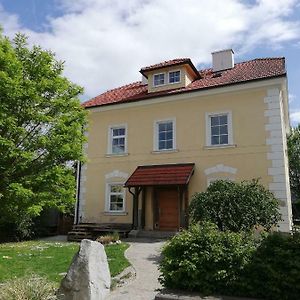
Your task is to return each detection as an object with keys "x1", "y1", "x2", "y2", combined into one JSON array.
[{"x1": 0, "y1": 240, "x2": 130, "y2": 284}]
